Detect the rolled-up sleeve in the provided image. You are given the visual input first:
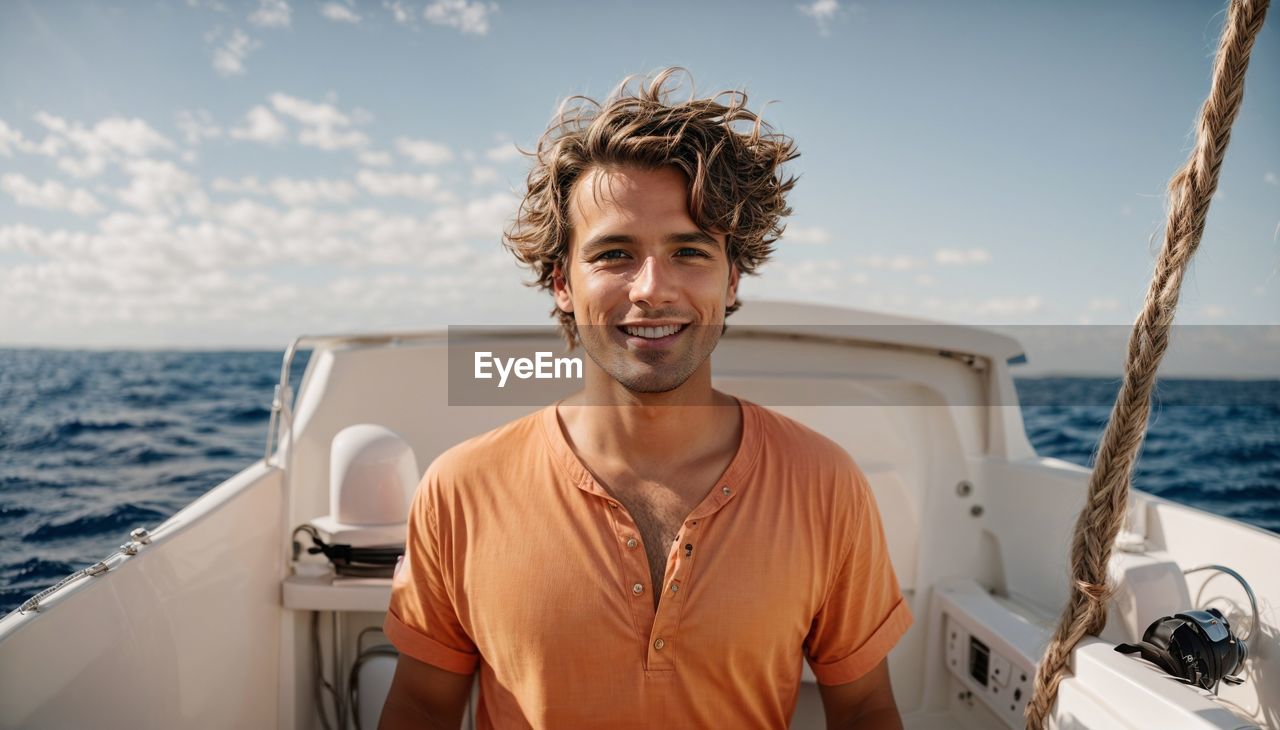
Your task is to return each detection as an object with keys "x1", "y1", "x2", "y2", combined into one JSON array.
[
  {"x1": 804, "y1": 465, "x2": 913, "y2": 686},
  {"x1": 383, "y1": 465, "x2": 480, "y2": 675}
]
